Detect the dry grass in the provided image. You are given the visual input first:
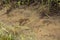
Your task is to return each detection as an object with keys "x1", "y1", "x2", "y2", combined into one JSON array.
[{"x1": 0, "y1": 5, "x2": 60, "y2": 40}]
